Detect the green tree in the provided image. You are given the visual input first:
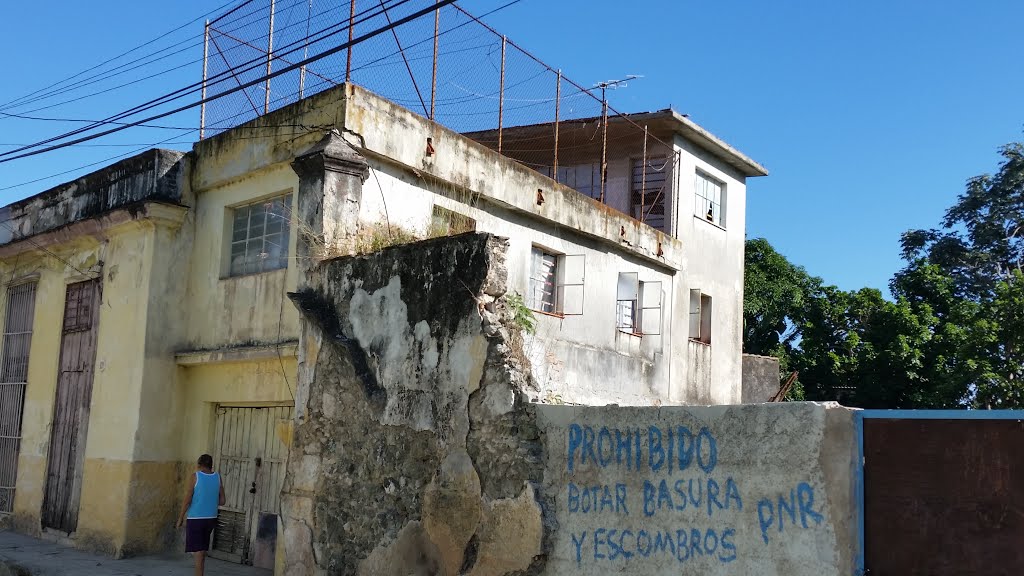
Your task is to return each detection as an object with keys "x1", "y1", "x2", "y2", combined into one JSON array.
[{"x1": 897, "y1": 142, "x2": 1024, "y2": 406}]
